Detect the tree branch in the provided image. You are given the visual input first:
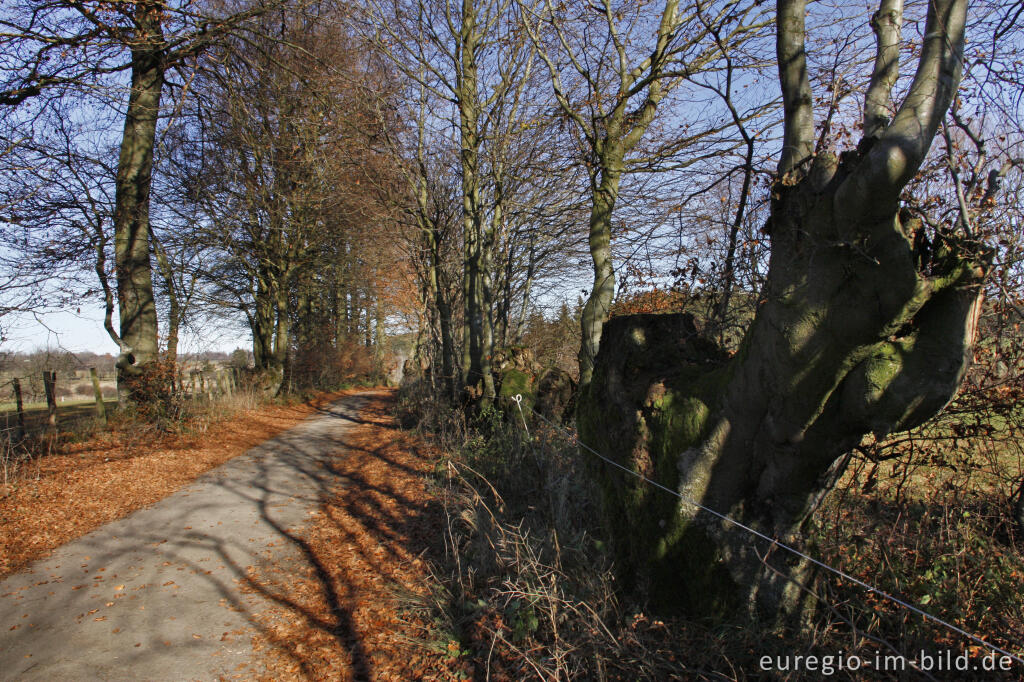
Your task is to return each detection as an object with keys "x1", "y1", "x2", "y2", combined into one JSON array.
[
  {"x1": 776, "y1": 0, "x2": 814, "y2": 175},
  {"x1": 843, "y1": 0, "x2": 967, "y2": 212},
  {"x1": 863, "y1": 0, "x2": 903, "y2": 138}
]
